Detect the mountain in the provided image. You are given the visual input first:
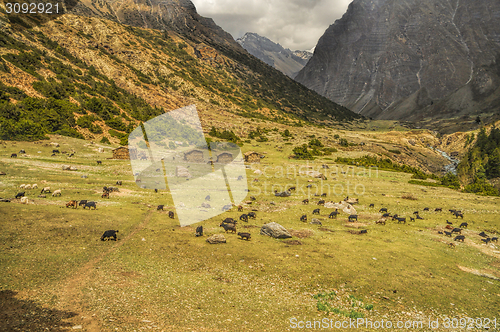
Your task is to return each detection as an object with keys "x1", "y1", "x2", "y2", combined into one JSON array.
[
  {"x1": 237, "y1": 33, "x2": 312, "y2": 78},
  {"x1": 0, "y1": 0, "x2": 359, "y2": 142},
  {"x1": 295, "y1": 0, "x2": 500, "y2": 122}
]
